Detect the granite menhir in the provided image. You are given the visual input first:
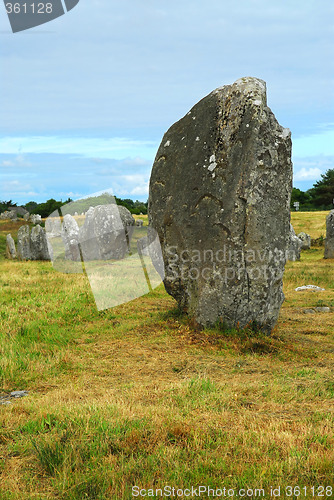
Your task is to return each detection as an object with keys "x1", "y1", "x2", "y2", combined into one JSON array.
[{"x1": 149, "y1": 77, "x2": 293, "y2": 334}]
